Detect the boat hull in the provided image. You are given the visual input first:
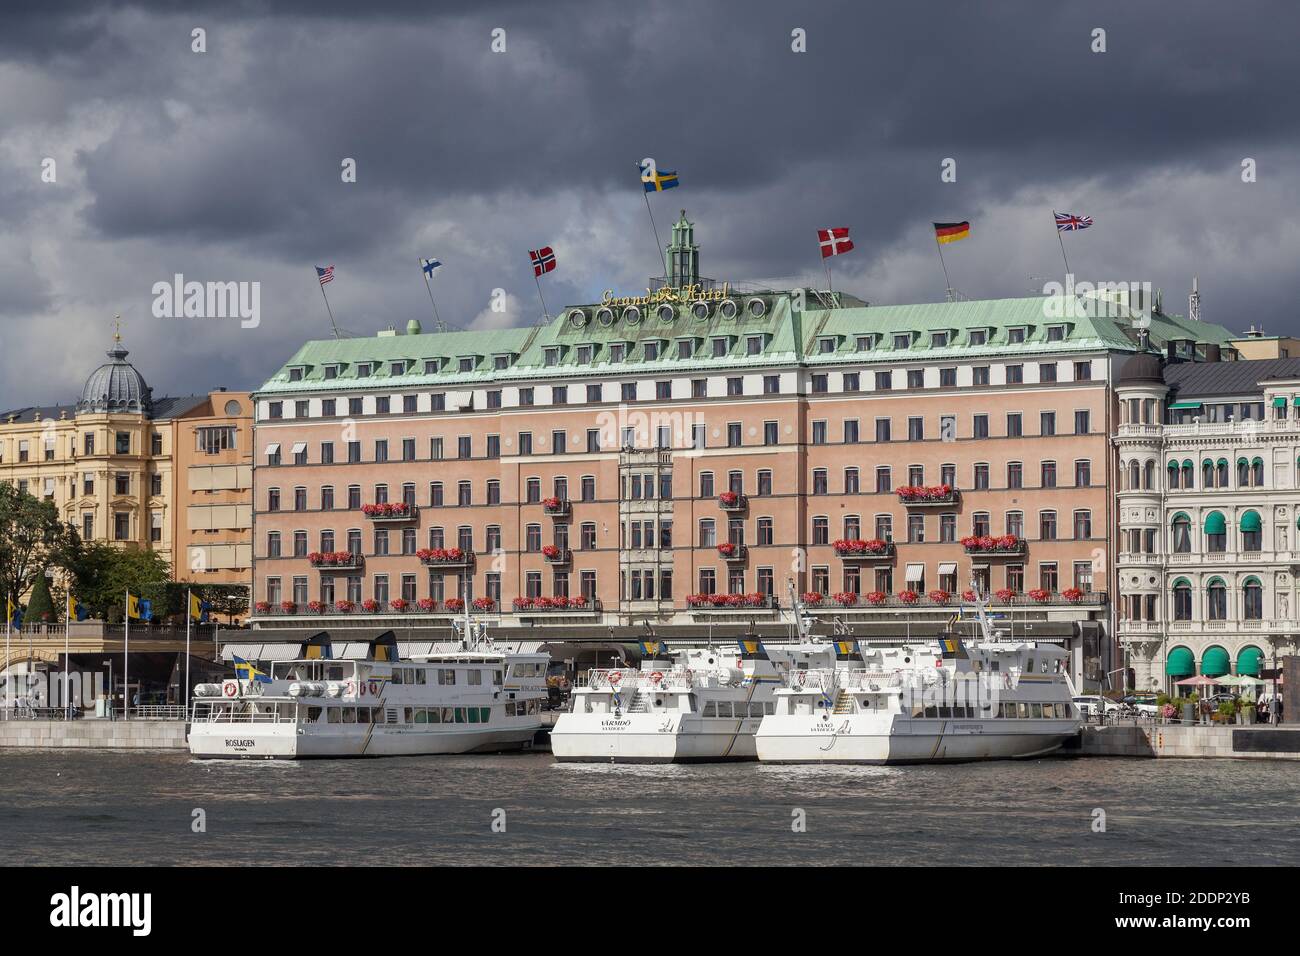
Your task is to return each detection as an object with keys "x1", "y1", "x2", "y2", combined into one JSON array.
[
  {"x1": 550, "y1": 714, "x2": 762, "y2": 763},
  {"x1": 755, "y1": 716, "x2": 1079, "y2": 764},
  {"x1": 188, "y1": 723, "x2": 540, "y2": 759}
]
